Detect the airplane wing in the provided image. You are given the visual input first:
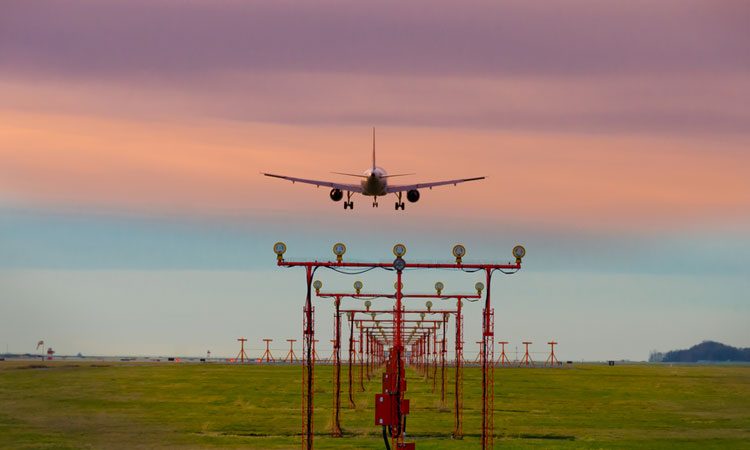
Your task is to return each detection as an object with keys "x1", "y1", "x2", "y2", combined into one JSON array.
[
  {"x1": 263, "y1": 173, "x2": 364, "y2": 193},
  {"x1": 385, "y1": 176, "x2": 485, "y2": 193}
]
